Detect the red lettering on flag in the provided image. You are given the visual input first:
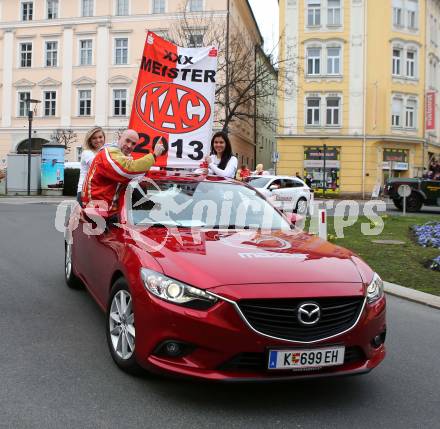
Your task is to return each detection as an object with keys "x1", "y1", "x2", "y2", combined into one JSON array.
[{"x1": 135, "y1": 82, "x2": 211, "y2": 134}]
